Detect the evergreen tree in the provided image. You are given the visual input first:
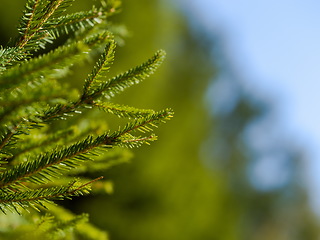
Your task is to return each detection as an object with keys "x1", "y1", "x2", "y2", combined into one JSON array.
[{"x1": 0, "y1": 0, "x2": 172, "y2": 239}]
